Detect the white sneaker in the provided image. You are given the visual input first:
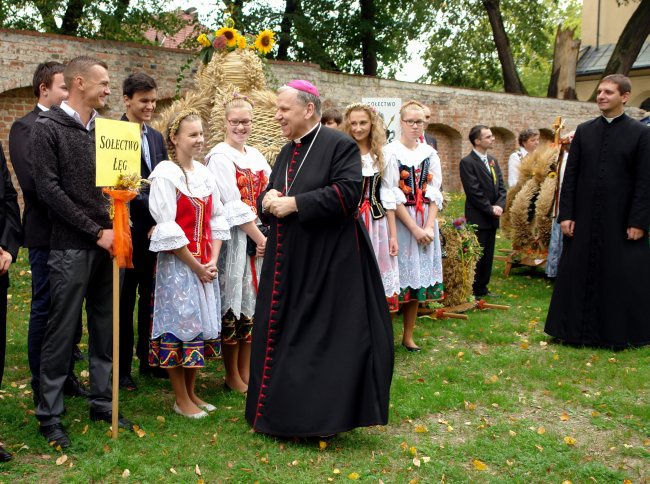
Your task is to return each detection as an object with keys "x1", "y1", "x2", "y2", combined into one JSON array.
[{"x1": 198, "y1": 403, "x2": 217, "y2": 412}]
